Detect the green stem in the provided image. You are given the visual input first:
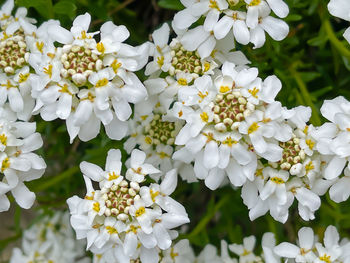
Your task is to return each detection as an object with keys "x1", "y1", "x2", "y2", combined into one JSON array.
[
  {"x1": 323, "y1": 19, "x2": 350, "y2": 59},
  {"x1": 289, "y1": 66, "x2": 322, "y2": 126},
  {"x1": 183, "y1": 194, "x2": 230, "y2": 239}
]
